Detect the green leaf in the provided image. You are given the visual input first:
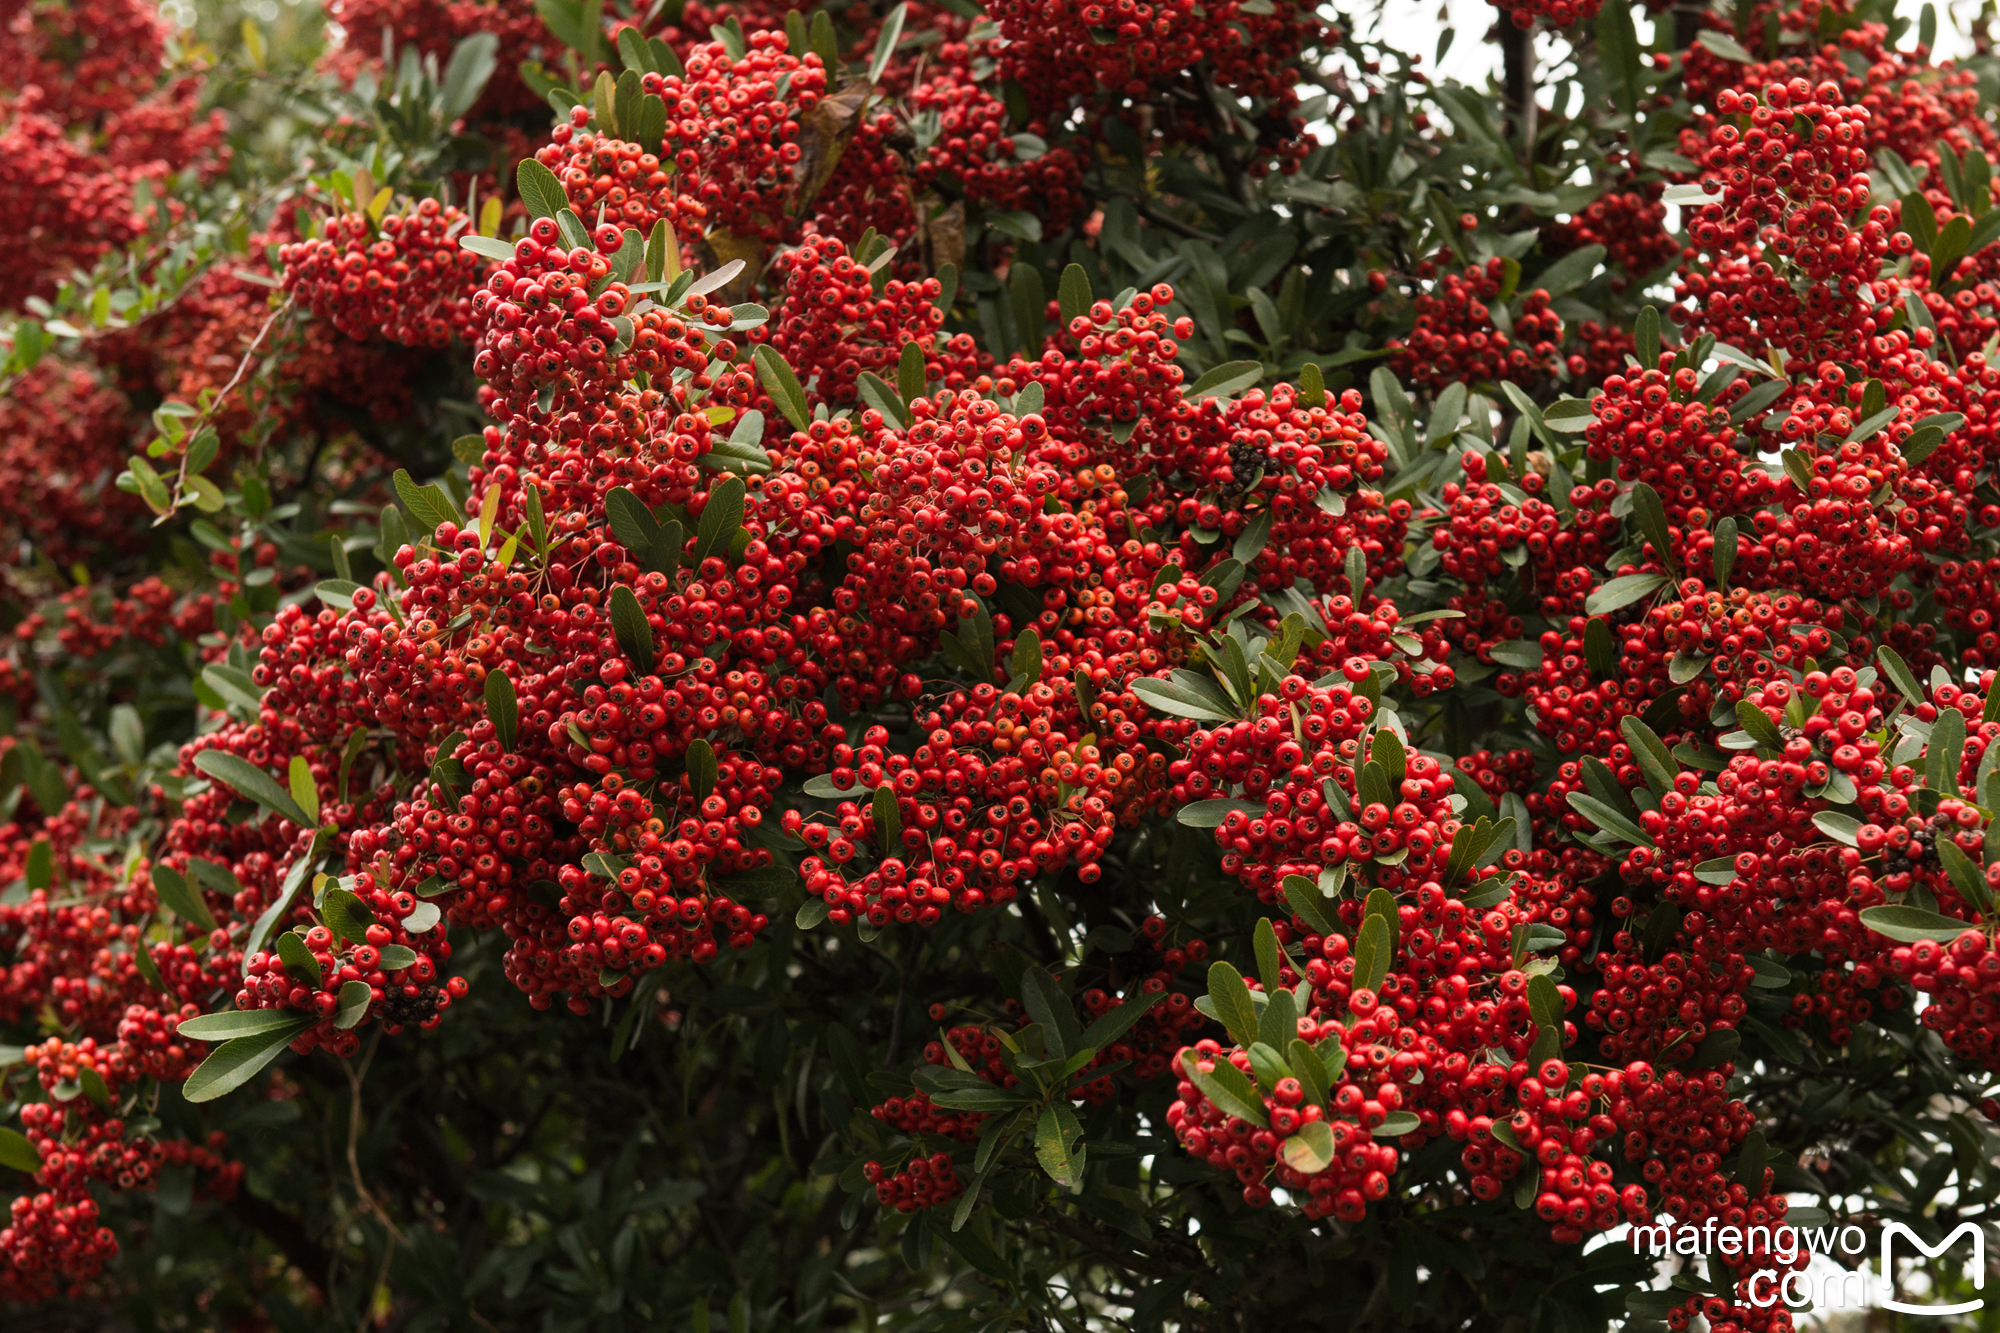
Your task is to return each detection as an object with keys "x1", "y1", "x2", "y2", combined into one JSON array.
[
  {"x1": 321, "y1": 884, "x2": 374, "y2": 945},
  {"x1": 1279, "y1": 1119, "x2": 1335, "y2": 1172},
  {"x1": 1178, "y1": 1050, "x2": 1267, "y2": 1127},
  {"x1": 484, "y1": 671, "x2": 518, "y2": 751},
  {"x1": 1280, "y1": 874, "x2": 1339, "y2": 936},
  {"x1": 1565, "y1": 793, "x2": 1654, "y2": 847},
  {"x1": 1877, "y1": 645, "x2": 1926, "y2": 707},
  {"x1": 391, "y1": 469, "x2": 459, "y2": 537},
  {"x1": 1711, "y1": 515, "x2": 1738, "y2": 589},
  {"x1": 1812, "y1": 811, "x2": 1861, "y2": 846},
  {"x1": 193, "y1": 751, "x2": 314, "y2": 827},
  {"x1": 275, "y1": 930, "x2": 321, "y2": 983},
  {"x1": 1734, "y1": 1128, "x2": 1767, "y2": 1190},
  {"x1": 288, "y1": 756, "x2": 320, "y2": 826},
  {"x1": 1746, "y1": 954, "x2": 1791, "y2": 988},
  {"x1": 1584, "y1": 573, "x2": 1671, "y2": 615},
  {"x1": 872, "y1": 783, "x2": 901, "y2": 851},
  {"x1": 898, "y1": 341, "x2": 927, "y2": 404},
  {"x1": 1035, "y1": 1101, "x2": 1085, "y2": 1188},
  {"x1": 333, "y1": 979, "x2": 372, "y2": 1030},
  {"x1": 243, "y1": 837, "x2": 319, "y2": 970},
  {"x1": 1860, "y1": 904, "x2": 1977, "y2": 942},
  {"x1": 1256, "y1": 983, "x2": 1299, "y2": 1053},
  {"x1": 1135, "y1": 679, "x2": 1238, "y2": 723},
  {"x1": 1734, "y1": 700, "x2": 1783, "y2": 750},
  {"x1": 516, "y1": 156, "x2": 567, "y2": 219},
  {"x1": 1629, "y1": 481, "x2": 1675, "y2": 572},
  {"x1": 1010, "y1": 262, "x2": 1046, "y2": 354},
  {"x1": 1352, "y1": 912, "x2": 1391, "y2": 993},
  {"x1": 1204, "y1": 961, "x2": 1260, "y2": 1048},
  {"x1": 0, "y1": 1126, "x2": 40, "y2": 1173},
  {"x1": 1542, "y1": 397, "x2": 1593, "y2": 432},
  {"x1": 609, "y1": 585, "x2": 656, "y2": 673},
  {"x1": 1901, "y1": 424, "x2": 1947, "y2": 466},
  {"x1": 693, "y1": 475, "x2": 746, "y2": 564},
  {"x1": 1008, "y1": 627, "x2": 1042, "y2": 689},
  {"x1": 1633, "y1": 305, "x2": 1661, "y2": 371},
  {"x1": 1937, "y1": 838, "x2": 1996, "y2": 914},
  {"x1": 1245, "y1": 1041, "x2": 1293, "y2": 1096},
  {"x1": 868, "y1": 1, "x2": 908, "y2": 82},
  {"x1": 201, "y1": 663, "x2": 263, "y2": 715},
  {"x1": 460, "y1": 234, "x2": 517, "y2": 261},
  {"x1": 1020, "y1": 967, "x2": 1082, "y2": 1060},
  {"x1": 685, "y1": 737, "x2": 718, "y2": 800},
  {"x1": 1253, "y1": 917, "x2": 1286, "y2": 992},
  {"x1": 152, "y1": 864, "x2": 217, "y2": 932},
  {"x1": 1288, "y1": 1038, "x2": 1331, "y2": 1108},
  {"x1": 1695, "y1": 28, "x2": 1753, "y2": 60},
  {"x1": 178, "y1": 1007, "x2": 321, "y2": 1041},
  {"x1": 752, "y1": 346, "x2": 810, "y2": 432},
  {"x1": 1233, "y1": 510, "x2": 1273, "y2": 564},
  {"x1": 1077, "y1": 989, "x2": 1163, "y2": 1053},
  {"x1": 1182, "y1": 360, "x2": 1265, "y2": 402},
  {"x1": 1531, "y1": 243, "x2": 1604, "y2": 298},
  {"x1": 1057, "y1": 263, "x2": 1093, "y2": 327},
  {"x1": 855, "y1": 371, "x2": 908, "y2": 428},
  {"x1": 1928, "y1": 706, "x2": 1967, "y2": 795},
  {"x1": 605, "y1": 486, "x2": 661, "y2": 553},
  {"x1": 182, "y1": 1017, "x2": 317, "y2": 1102},
  {"x1": 1371, "y1": 729, "x2": 1407, "y2": 786},
  {"x1": 132, "y1": 940, "x2": 169, "y2": 993},
  {"x1": 1694, "y1": 857, "x2": 1738, "y2": 885},
  {"x1": 1527, "y1": 974, "x2": 1564, "y2": 1030}
]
